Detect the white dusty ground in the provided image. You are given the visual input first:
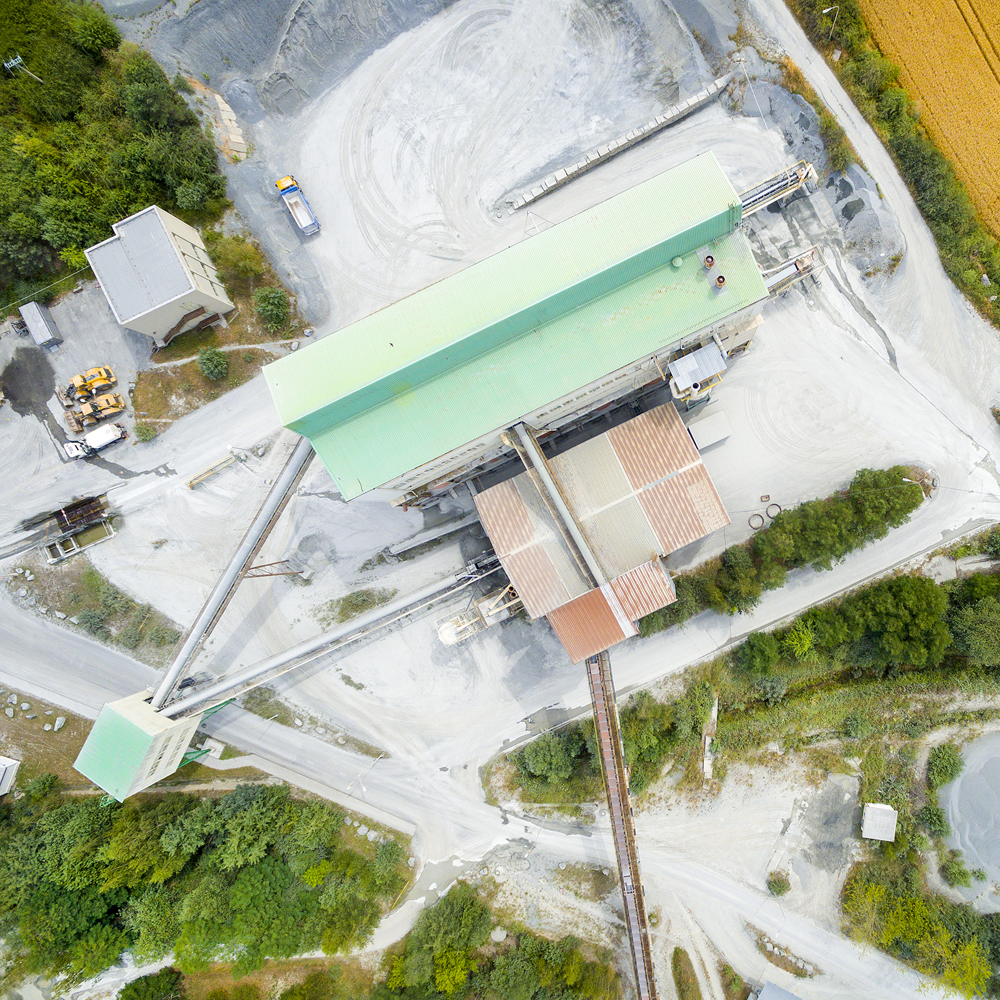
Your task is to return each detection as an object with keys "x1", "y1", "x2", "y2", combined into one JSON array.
[{"x1": 2, "y1": 0, "x2": 1000, "y2": 996}]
